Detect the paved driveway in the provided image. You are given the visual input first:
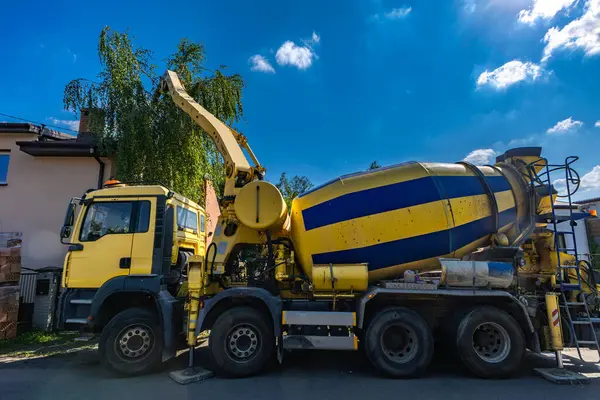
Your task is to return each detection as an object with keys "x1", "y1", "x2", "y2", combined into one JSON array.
[{"x1": 1, "y1": 347, "x2": 599, "y2": 400}]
